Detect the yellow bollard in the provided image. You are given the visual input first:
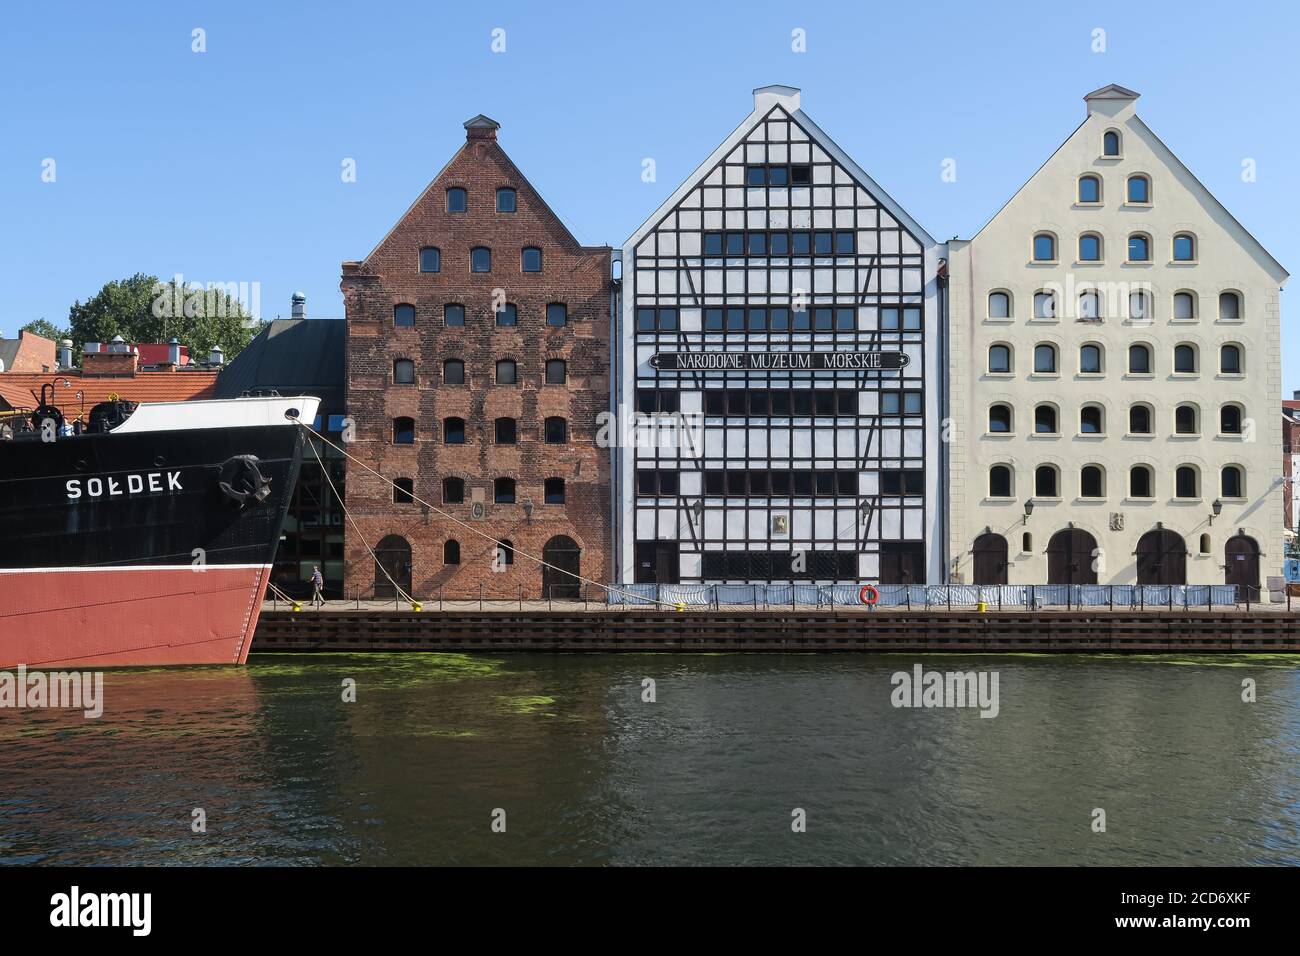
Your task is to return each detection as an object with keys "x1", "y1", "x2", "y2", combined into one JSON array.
[
  {"x1": 291, "y1": 602, "x2": 302, "y2": 613},
  {"x1": 976, "y1": 600, "x2": 988, "y2": 613},
  {"x1": 411, "y1": 601, "x2": 423, "y2": 612},
  {"x1": 674, "y1": 602, "x2": 687, "y2": 612}
]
